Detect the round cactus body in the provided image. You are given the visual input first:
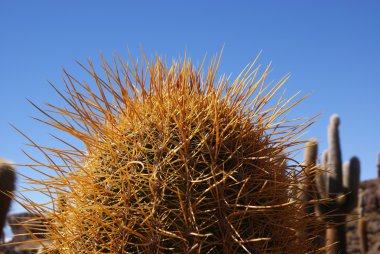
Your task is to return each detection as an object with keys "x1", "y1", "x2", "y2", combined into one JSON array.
[{"x1": 17, "y1": 55, "x2": 323, "y2": 253}]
